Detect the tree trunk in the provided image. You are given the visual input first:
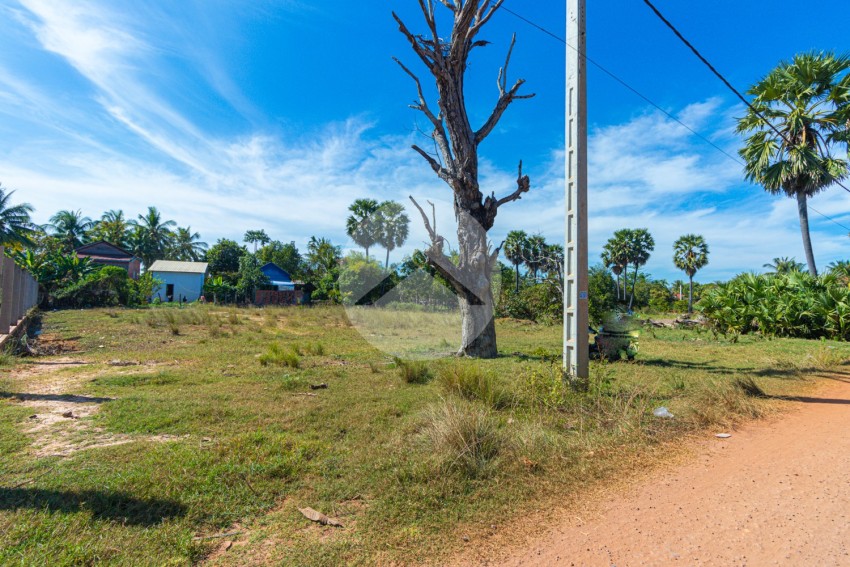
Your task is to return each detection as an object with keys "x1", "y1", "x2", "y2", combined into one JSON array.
[
  {"x1": 797, "y1": 192, "x2": 817, "y2": 277},
  {"x1": 622, "y1": 264, "x2": 628, "y2": 301},
  {"x1": 385, "y1": 248, "x2": 390, "y2": 270},
  {"x1": 365, "y1": 246, "x2": 370, "y2": 262},
  {"x1": 455, "y1": 214, "x2": 498, "y2": 358},
  {"x1": 515, "y1": 262, "x2": 520, "y2": 293},
  {"x1": 688, "y1": 274, "x2": 694, "y2": 314},
  {"x1": 615, "y1": 273, "x2": 620, "y2": 300},
  {"x1": 628, "y1": 265, "x2": 639, "y2": 310}
]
